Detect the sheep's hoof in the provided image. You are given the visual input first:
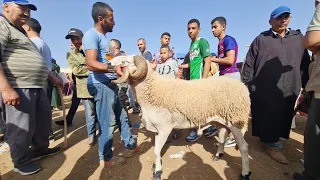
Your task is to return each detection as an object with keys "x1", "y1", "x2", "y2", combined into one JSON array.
[
  {"x1": 239, "y1": 172, "x2": 251, "y2": 180},
  {"x1": 212, "y1": 153, "x2": 224, "y2": 161},
  {"x1": 153, "y1": 171, "x2": 162, "y2": 180}
]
